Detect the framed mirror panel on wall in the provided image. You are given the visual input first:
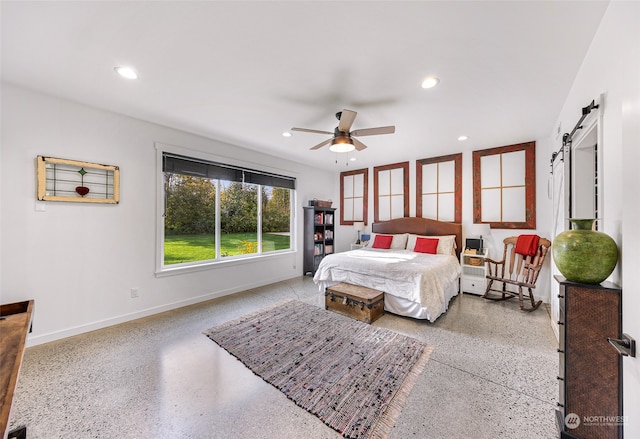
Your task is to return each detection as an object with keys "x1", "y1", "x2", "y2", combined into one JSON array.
[
  {"x1": 473, "y1": 141, "x2": 536, "y2": 229},
  {"x1": 373, "y1": 162, "x2": 409, "y2": 222},
  {"x1": 340, "y1": 168, "x2": 368, "y2": 225},
  {"x1": 416, "y1": 153, "x2": 462, "y2": 223}
]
